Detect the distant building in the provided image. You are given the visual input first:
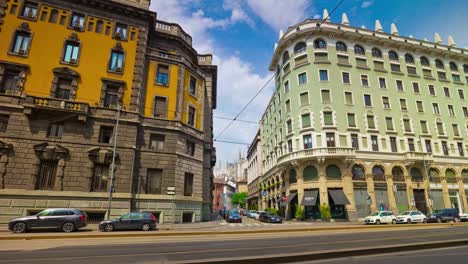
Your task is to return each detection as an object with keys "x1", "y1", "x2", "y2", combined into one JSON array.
[
  {"x1": 212, "y1": 178, "x2": 225, "y2": 212},
  {"x1": 247, "y1": 130, "x2": 262, "y2": 210},
  {"x1": 237, "y1": 179, "x2": 247, "y2": 193}
]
